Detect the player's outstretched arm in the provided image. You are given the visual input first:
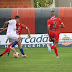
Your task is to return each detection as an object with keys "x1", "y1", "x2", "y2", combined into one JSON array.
[
  {"x1": 47, "y1": 25, "x2": 51, "y2": 41},
  {"x1": 59, "y1": 18, "x2": 64, "y2": 28},
  {"x1": 0, "y1": 28, "x2": 7, "y2": 33},
  {"x1": 27, "y1": 27, "x2": 31, "y2": 38},
  {"x1": 3, "y1": 21, "x2": 9, "y2": 29},
  {"x1": 22, "y1": 25, "x2": 31, "y2": 38},
  {"x1": 47, "y1": 26, "x2": 50, "y2": 35}
]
